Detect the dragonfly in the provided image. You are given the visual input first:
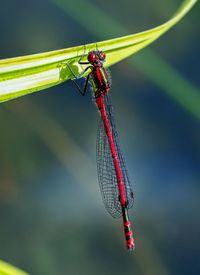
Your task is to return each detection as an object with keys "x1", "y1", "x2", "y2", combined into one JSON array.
[{"x1": 66, "y1": 48, "x2": 135, "y2": 251}]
